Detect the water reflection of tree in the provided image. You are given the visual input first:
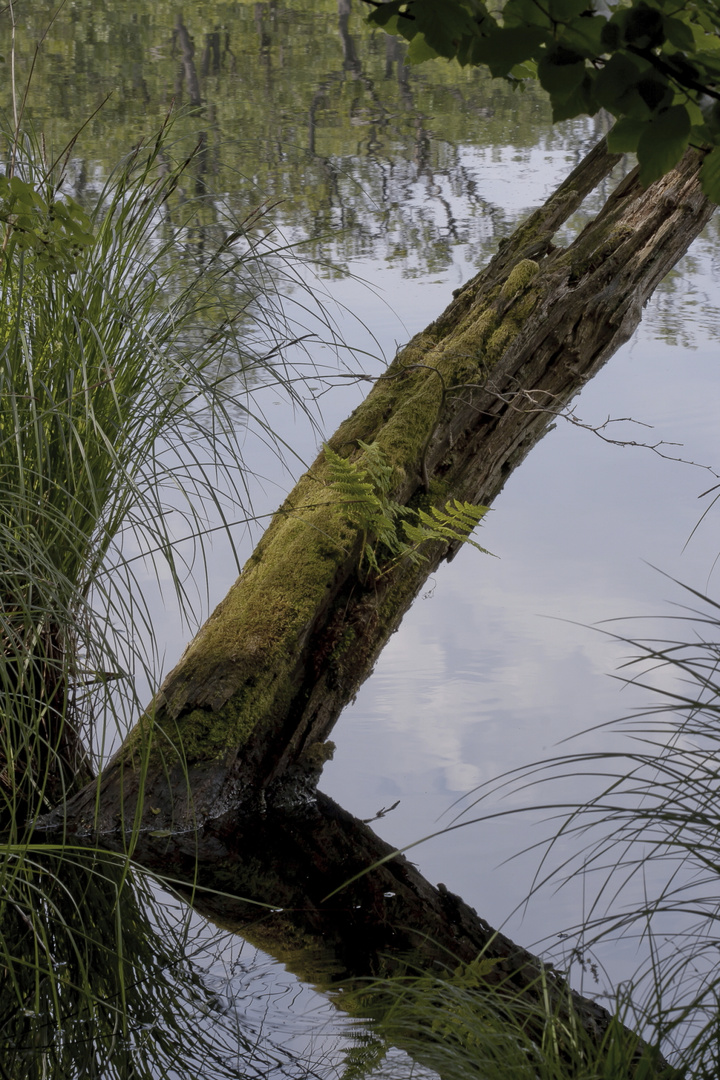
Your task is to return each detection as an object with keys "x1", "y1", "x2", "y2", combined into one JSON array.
[{"x1": 0, "y1": 0, "x2": 562, "y2": 276}]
